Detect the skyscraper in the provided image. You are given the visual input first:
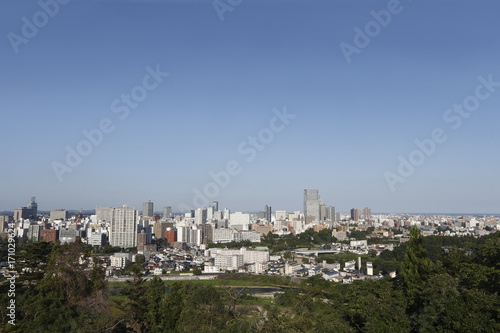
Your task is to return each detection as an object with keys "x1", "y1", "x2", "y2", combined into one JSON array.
[
  {"x1": 163, "y1": 206, "x2": 172, "y2": 219},
  {"x1": 363, "y1": 207, "x2": 371, "y2": 221},
  {"x1": 27, "y1": 196, "x2": 37, "y2": 219},
  {"x1": 325, "y1": 206, "x2": 335, "y2": 221},
  {"x1": 110, "y1": 205, "x2": 138, "y2": 248},
  {"x1": 265, "y1": 205, "x2": 272, "y2": 223},
  {"x1": 351, "y1": 208, "x2": 361, "y2": 221},
  {"x1": 212, "y1": 201, "x2": 219, "y2": 212},
  {"x1": 142, "y1": 200, "x2": 154, "y2": 217},
  {"x1": 304, "y1": 189, "x2": 321, "y2": 223},
  {"x1": 195, "y1": 208, "x2": 207, "y2": 225}
]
